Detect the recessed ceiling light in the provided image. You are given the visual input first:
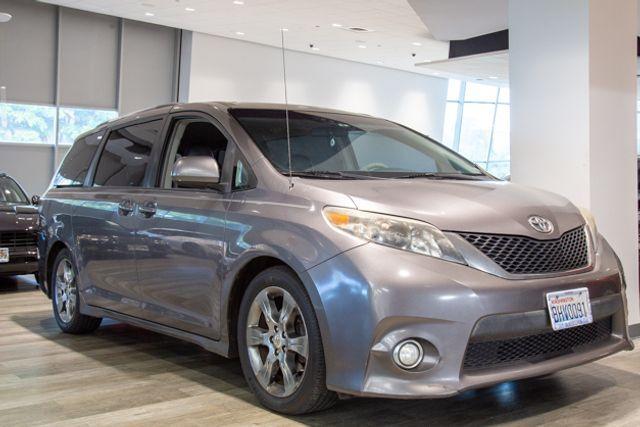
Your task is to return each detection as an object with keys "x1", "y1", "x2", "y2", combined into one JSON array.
[
  {"x1": 412, "y1": 42, "x2": 422, "y2": 46},
  {"x1": 332, "y1": 23, "x2": 342, "y2": 27},
  {"x1": 233, "y1": 0, "x2": 244, "y2": 5},
  {"x1": 145, "y1": 12, "x2": 154, "y2": 17},
  {"x1": 281, "y1": 28, "x2": 289, "y2": 32},
  {"x1": 235, "y1": 31, "x2": 245, "y2": 36},
  {"x1": 311, "y1": 47, "x2": 320, "y2": 51},
  {"x1": 357, "y1": 44, "x2": 367, "y2": 49},
  {"x1": 185, "y1": 7, "x2": 195, "y2": 12}
]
